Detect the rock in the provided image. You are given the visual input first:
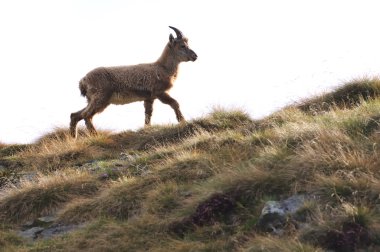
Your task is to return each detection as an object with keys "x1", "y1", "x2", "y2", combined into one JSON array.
[
  {"x1": 22, "y1": 215, "x2": 57, "y2": 229},
  {"x1": 18, "y1": 227, "x2": 44, "y2": 240},
  {"x1": 257, "y1": 195, "x2": 309, "y2": 234},
  {"x1": 37, "y1": 215, "x2": 56, "y2": 224},
  {"x1": 20, "y1": 215, "x2": 84, "y2": 240},
  {"x1": 20, "y1": 171, "x2": 38, "y2": 183},
  {"x1": 19, "y1": 224, "x2": 82, "y2": 240},
  {"x1": 180, "y1": 191, "x2": 192, "y2": 197},
  {"x1": 22, "y1": 220, "x2": 35, "y2": 228},
  {"x1": 120, "y1": 152, "x2": 137, "y2": 161},
  {"x1": 98, "y1": 173, "x2": 109, "y2": 180},
  {"x1": 38, "y1": 224, "x2": 83, "y2": 239}
]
